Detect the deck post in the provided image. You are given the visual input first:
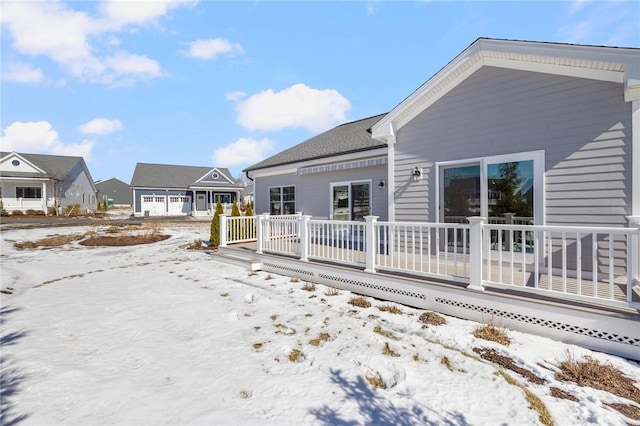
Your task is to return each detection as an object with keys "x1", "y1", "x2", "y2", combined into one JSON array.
[
  {"x1": 627, "y1": 216, "x2": 640, "y2": 286},
  {"x1": 467, "y1": 217, "x2": 486, "y2": 291},
  {"x1": 299, "y1": 215, "x2": 311, "y2": 262},
  {"x1": 219, "y1": 214, "x2": 228, "y2": 248},
  {"x1": 364, "y1": 215, "x2": 379, "y2": 273},
  {"x1": 256, "y1": 214, "x2": 267, "y2": 254}
]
